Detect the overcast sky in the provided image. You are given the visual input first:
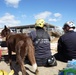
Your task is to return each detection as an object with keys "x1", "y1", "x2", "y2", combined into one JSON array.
[{"x1": 0, "y1": 0, "x2": 76, "y2": 28}]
